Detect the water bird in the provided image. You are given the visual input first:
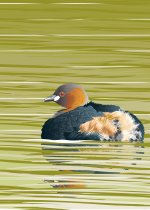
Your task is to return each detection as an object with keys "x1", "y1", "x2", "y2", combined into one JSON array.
[{"x1": 41, "y1": 83, "x2": 144, "y2": 142}]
